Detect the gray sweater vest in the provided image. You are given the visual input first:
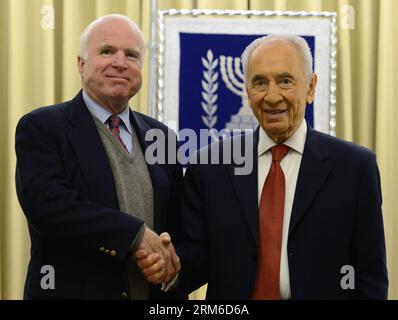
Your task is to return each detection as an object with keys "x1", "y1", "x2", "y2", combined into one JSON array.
[{"x1": 93, "y1": 115, "x2": 154, "y2": 300}]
